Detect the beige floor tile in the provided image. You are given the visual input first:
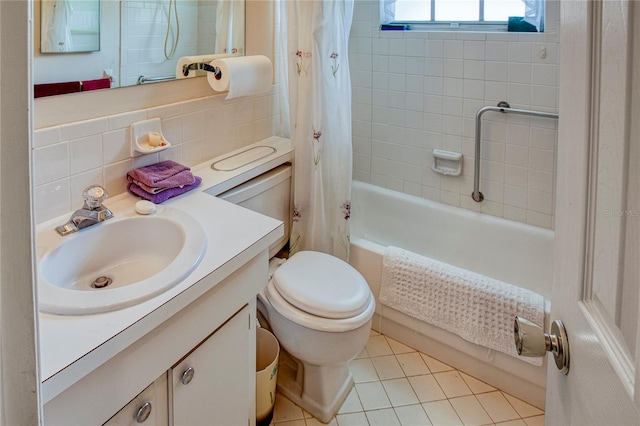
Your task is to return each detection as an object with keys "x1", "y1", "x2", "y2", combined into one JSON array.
[
  {"x1": 433, "y1": 371, "x2": 473, "y2": 398},
  {"x1": 420, "y1": 353, "x2": 455, "y2": 373},
  {"x1": 381, "y1": 378, "x2": 420, "y2": 407},
  {"x1": 371, "y1": 355, "x2": 405, "y2": 380},
  {"x1": 355, "y1": 381, "x2": 392, "y2": 411},
  {"x1": 422, "y1": 400, "x2": 464, "y2": 426},
  {"x1": 336, "y1": 411, "x2": 369, "y2": 426},
  {"x1": 459, "y1": 372, "x2": 496, "y2": 394},
  {"x1": 476, "y1": 391, "x2": 520, "y2": 423},
  {"x1": 523, "y1": 415, "x2": 545, "y2": 426},
  {"x1": 272, "y1": 420, "x2": 306, "y2": 426},
  {"x1": 502, "y1": 393, "x2": 544, "y2": 418},
  {"x1": 449, "y1": 395, "x2": 493, "y2": 426},
  {"x1": 274, "y1": 333, "x2": 545, "y2": 426},
  {"x1": 396, "y1": 352, "x2": 431, "y2": 377},
  {"x1": 385, "y1": 336, "x2": 416, "y2": 354},
  {"x1": 349, "y1": 358, "x2": 380, "y2": 383},
  {"x1": 337, "y1": 387, "x2": 363, "y2": 415},
  {"x1": 393, "y1": 404, "x2": 433, "y2": 426},
  {"x1": 306, "y1": 417, "x2": 338, "y2": 426},
  {"x1": 273, "y1": 394, "x2": 305, "y2": 423},
  {"x1": 365, "y1": 335, "x2": 394, "y2": 357},
  {"x1": 365, "y1": 408, "x2": 402, "y2": 426},
  {"x1": 354, "y1": 347, "x2": 369, "y2": 359},
  {"x1": 407, "y1": 374, "x2": 447, "y2": 403},
  {"x1": 495, "y1": 420, "x2": 527, "y2": 426}
]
